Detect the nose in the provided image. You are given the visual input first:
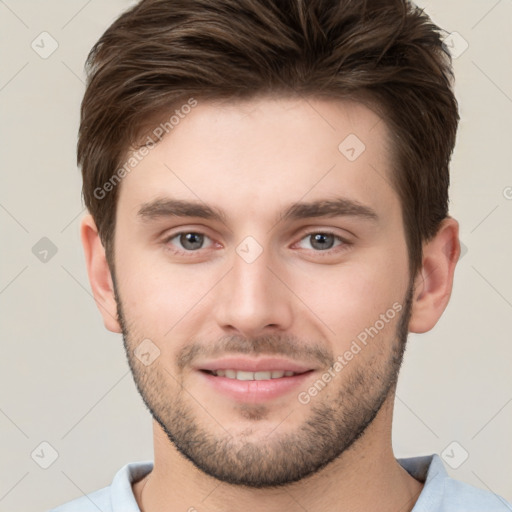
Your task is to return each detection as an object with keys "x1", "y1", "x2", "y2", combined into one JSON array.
[{"x1": 213, "y1": 242, "x2": 294, "y2": 337}]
